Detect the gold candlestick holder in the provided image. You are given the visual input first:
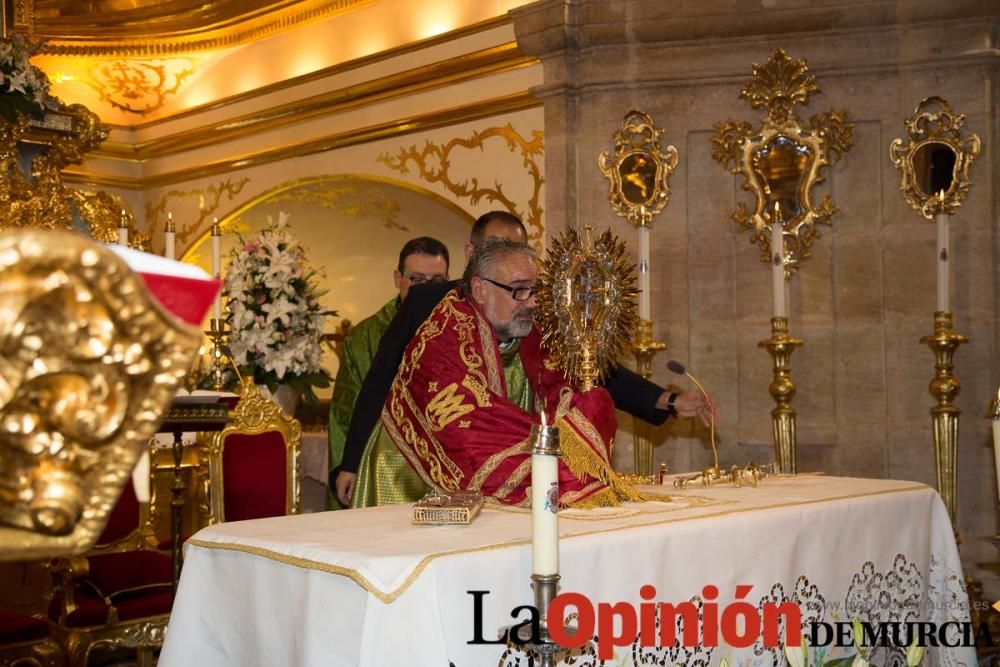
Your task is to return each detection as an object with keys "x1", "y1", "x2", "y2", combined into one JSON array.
[
  {"x1": 631, "y1": 318, "x2": 666, "y2": 477},
  {"x1": 206, "y1": 319, "x2": 229, "y2": 391},
  {"x1": 919, "y1": 310, "x2": 967, "y2": 527},
  {"x1": 758, "y1": 317, "x2": 802, "y2": 474}
]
